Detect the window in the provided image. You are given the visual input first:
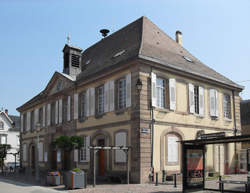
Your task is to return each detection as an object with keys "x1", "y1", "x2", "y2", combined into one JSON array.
[
  {"x1": 156, "y1": 78, "x2": 166, "y2": 108},
  {"x1": 194, "y1": 86, "x2": 199, "y2": 114},
  {"x1": 118, "y1": 78, "x2": 126, "y2": 109},
  {"x1": 0, "y1": 135, "x2": 7, "y2": 144},
  {"x1": 79, "y1": 92, "x2": 86, "y2": 118},
  {"x1": 210, "y1": 89, "x2": 218, "y2": 118},
  {"x1": 0, "y1": 121, "x2": 4, "y2": 130},
  {"x1": 30, "y1": 110, "x2": 34, "y2": 132},
  {"x1": 97, "y1": 86, "x2": 104, "y2": 114},
  {"x1": 224, "y1": 94, "x2": 231, "y2": 119},
  {"x1": 80, "y1": 136, "x2": 90, "y2": 162}
]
